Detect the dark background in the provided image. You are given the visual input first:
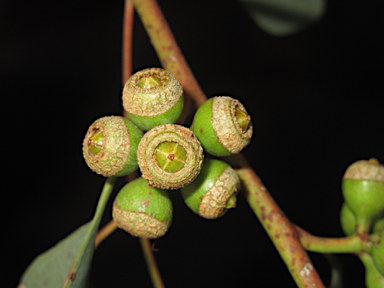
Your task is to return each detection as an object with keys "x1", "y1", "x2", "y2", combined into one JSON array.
[{"x1": 3, "y1": 0, "x2": 384, "y2": 287}]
